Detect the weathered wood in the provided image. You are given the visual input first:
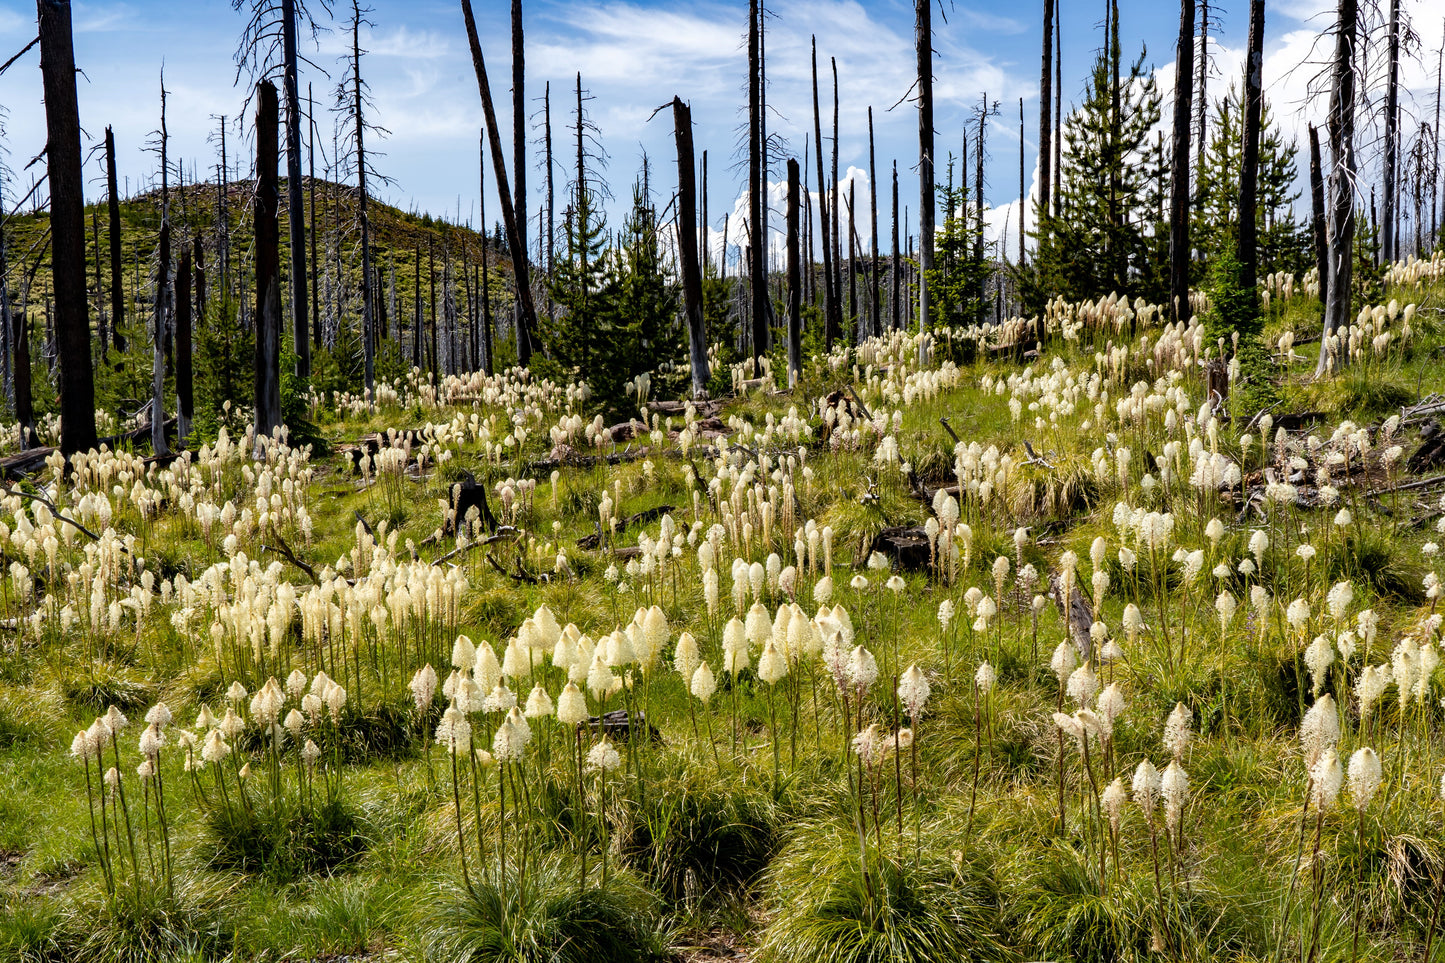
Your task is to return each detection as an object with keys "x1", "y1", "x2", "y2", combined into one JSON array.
[
  {"x1": 1049, "y1": 573, "x2": 1093, "y2": 663},
  {"x1": 576, "y1": 505, "x2": 675, "y2": 550},
  {"x1": 37, "y1": 0, "x2": 97, "y2": 455},
  {"x1": 581, "y1": 709, "x2": 661, "y2": 744}
]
